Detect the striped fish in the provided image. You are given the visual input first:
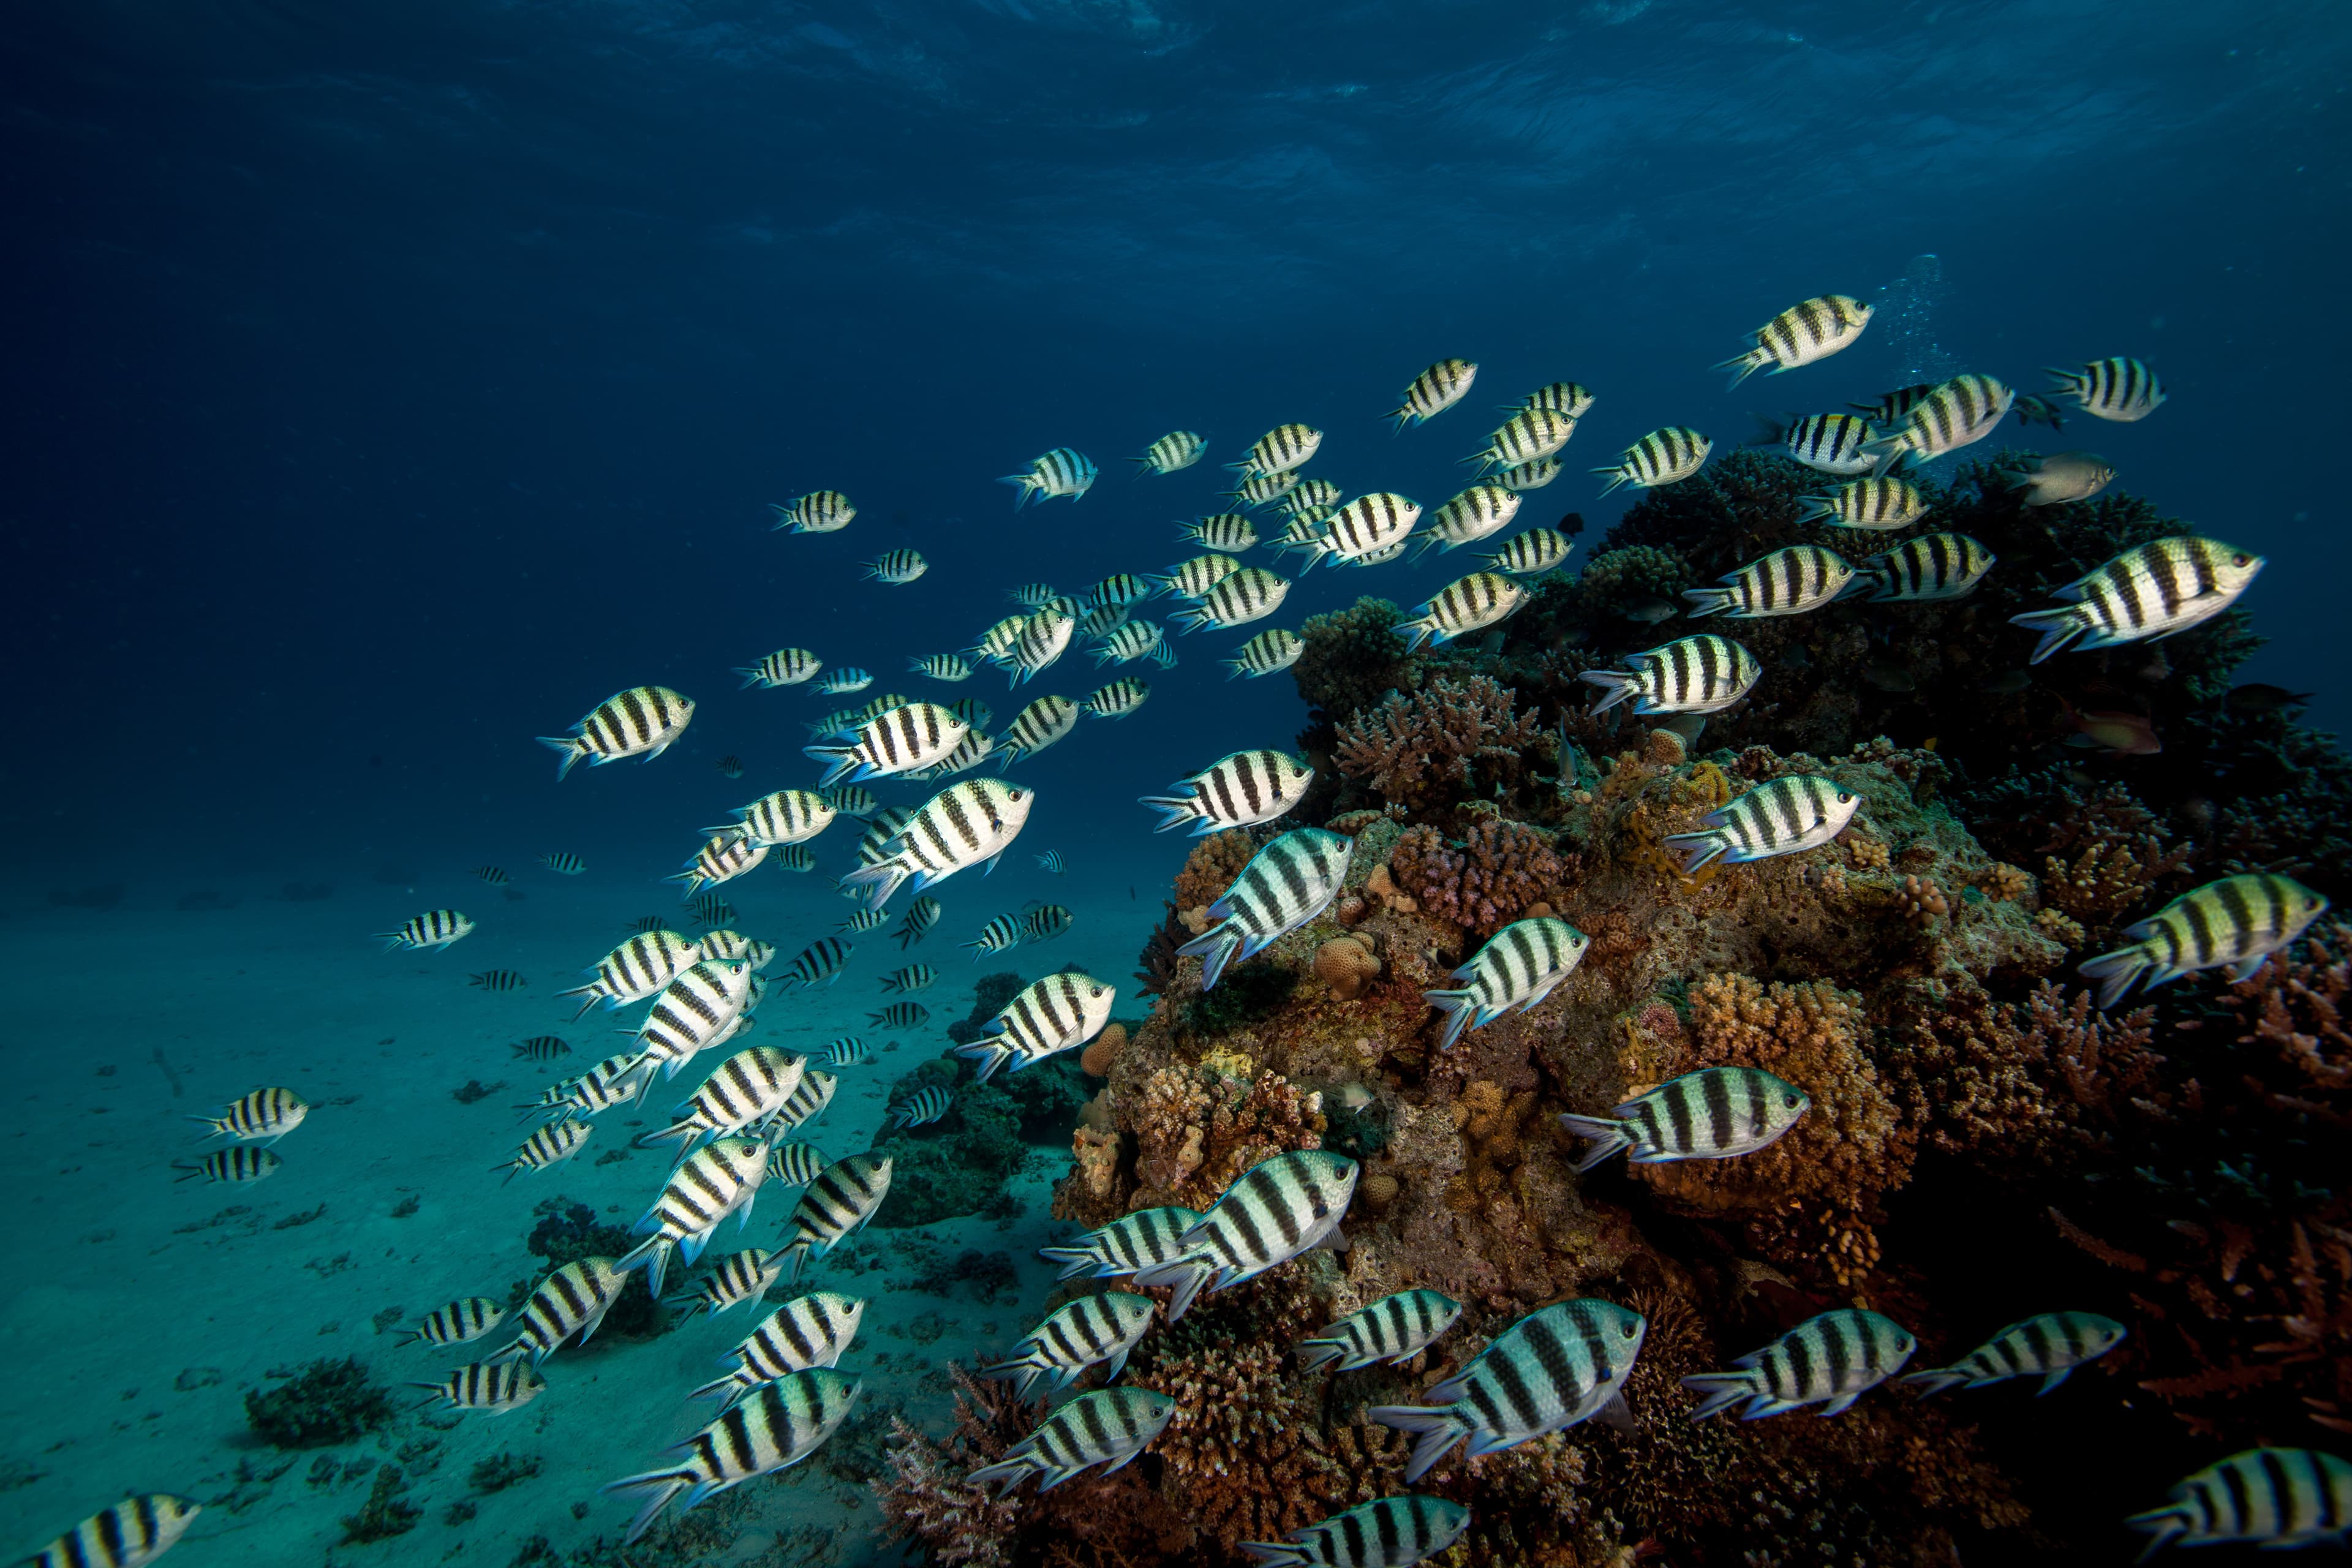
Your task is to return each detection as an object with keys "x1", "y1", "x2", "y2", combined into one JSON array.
[
  {"x1": 1795, "y1": 475, "x2": 1929, "y2": 530},
  {"x1": 635, "y1": 959, "x2": 758, "y2": 1082},
  {"x1": 770, "y1": 1069, "x2": 839, "y2": 1133},
  {"x1": 768, "y1": 490, "x2": 855, "y2": 533},
  {"x1": 1752, "y1": 412, "x2": 1878, "y2": 475},
  {"x1": 1084, "y1": 678, "x2": 1150, "y2": 718},
  {"x1": 469, "y1": 969, "x2": 527, "y2": 992},
  {"x1": 806, "y1": 692, "x2": 911, "y2": 737},
  {"x1": 856, "y1": 807, "x2": 919, "y2": 869},
  {"x1": 910, "y1": 653, "x2": 974, "y2": 682},
  {"x1": 1493, "y1": 458, "x2": 1562, "y2": 491},
  {"x1": 963, "y1": 913, "x2": 1028, "y2": 957},
  {"x1": 718, "y1": 757, "x2": 745, "y2": 777},
  {"x1": 1232, "y1": 423, "x2": 1323, "y2": 477},
  {"x1": 603, "y1": 1369, "x2": 862, "y2": 1545},
  {"x1": 865, "y1": 1003, "x2": 927, "y2": 1030},
  {"x1": 982, "y1": 1291, "x2": 1156, "y2": 1400},
  {"x1": 1134, "y1": 431, "x2": 1208, "y2": 475},
  {"x1": 638, "y1": 1047, "x2": 807, "y2": 1162},
  {"x1": 881, "y1": 1084, "x2": 954, "y2": 1132},
  {"x1": 1593, "y1": 428, "x2": 1710, "y2": 496},
  {"x1": 1285, "y1": 476, "x2": 1343, "y2": 516},
  {"x1": 1089, "y1": 571, "x2": 1155, "y2": 608},
  {"x1": 537, "y1": 685, "x2": 695, "y2": 779},
  {"x1": 691, "y1": 1293, "x2": 868, "y2": 1406},
  {"x1": 2047, "y1": 356, "x2": 2165, "y2": 422},
  {"x1": 859, "y1": 550, "x2": 925, "y2": 584},
  {"x1": 1226, "y1": 469, "x2": 1301, "y2": 510},
  {"x1": 24, "y1": 1496, "x2": 200, "y2": 1568},
  {"x1": 971, "y1": 615, "x2": 1030, "y2": 668},
  {"x1": 1226, "y1": 628, "x2": 1305, "y2": 680},
  {"x1": 1371, "y1": 1298, "x2": 1646, "y2": 1480},
  {"x1": 907, "y1": 729, "x2": 997, "y2": 780},
  {"x1": 1090, "y1": 620, "x2": 1159, "y2": 666},
  {"x1": 1152, "y1": 552, "x2": 1243, "y2": 601},
  {"x1": 821, "y1": 1036, "x2": 872, "y2": 1066},
  {"x1": 965, "y1": 1387, "x2": 1176, "y2": 1496},
  {"x1": 1849, "y1": 384, "x2": 1936, "y2": 424},
  {"x1": 1411, "y1": 484, "x2": 1522, "y2": 558},
  {"x1": 474, "y1": 865, "x2": 510, "y2": 885},
  {"x1": 408, "y1": 1360, "x2": 545, "y2": 1417},
  {"x1": 717, "y1": 791, "x2": 837, "y2": 852},
  {"x1": 511, "y1": 1036, "x2": 571, "y2": 1063},
  {"x1": 1023, "y1": 904, "x2": 1073, "y2": 942},
  {"x1": 492, "y1": 1256, "x2": 627, "y2": 1365},
  {"x1": 665, "y1": 1248, "x2": 786, "y2": 1322},
  {"x1": 1515, "y1": 381, "x2": 1598, "y2": 419},
  {"x1": 1172, "y1": 567, "x2": 1289, "y2": 633},
  {"x1": 821, "y1": 785, "x2": 879, "y2": 818},
  {"x1": 2078, "y1": 873, "x2": 2328, "y2": 1008},
  {"x1": 1423, "y1": 916, "x2": 1590, "y2": 1050},
  {"x1": 1561, "y1": 1066, "x2": 1809, "y2": 1172},
  {"x1": 493, "y1": 1117, "x2": 592, "y2": 1182},
  {"x1": 1035, "y1": 850, "x2": 1066, "y2": 873},
  {"x1": 1149, "y1": 639, "x2": 1178, "y2": 670},
  {"x1": 1716, "y1": 293, "x2": 1872, "y2": 386},
  {"x1": 1008, "y1": 582, "x2": 1058, "y2": 608},
  {"x1": 1180, "y1": 513, "x2": 1260, "y2": 552},
  {"x1": 805, "y1": 701, "x2": 971, "y2": 786},
  {"x1": 1387, "y1": 358, "x2": 1478, "y2": 429},
  {"x1": 999, "y1": 448, "x2": 1097, "y2": 508},
  {"x1": 2127, "y1": 1449, "x2": 2352, "y2": 1558},
  {"x1": 998, "y1": 696, "x2": 1080, "y2": 765},
  {"x1": 949, "y1": 696, "x2": 995, "y2": 729},
  {"x1": 772, "y1": 938, "x2": 851, "y2": 992},
  {"x1": 1847, "y1": 533, "x2": 1996, "y2": 602},
  {"x1": 736, "y1": 647, "x2": 821, "y2": 688},
  {"x1": 624, "y1": 915, "x2": 668, "y2": 933},
  {"x1": 1295, "y1": 1289, "x2": 1462, "y2": 1373},
  {"x1": 1241, "y1": 1495, "x2": 1471, "y2": 1568},
  {"x1": 955, "y1": 971, "x2": 1116, "y2": 1084},
  {"x1": 2010, "y1": 535, "x2": 2264, "y2": 664},
  {"x1": 173, "y1": 1145, "x2": 282, "y2": 1185},
  {"x1": 396, "y1": 1297, "x2": 507, "y2": 1349},
  {"x1": 1581, "y1": 634, "x2": 1760, "y2": 716},
  {"x1": 1684, "y1": 1308, "x2": 1916, "y2": 1419},
  {"x1": 525, "y1": 1052, "x2": 652, "y2": 1122},
  {"x1": 1140, "y1": 748, "x2": 1314, "y2": 837},
  {"x1": 1463, "y1": 407, "x2": 1577, "y2": 473},
  {"x1": 1343, "y1": 541, "x2": 1408, "y2": 568},
  {"x1": 1481, "y1": 527, "x2": 1575, "y2": 576},
  {"x1": 669, "y1": 835, "x2": 767, "y2": 897},
  {"x1": 1079, "y1": 605, "x2": 1132, "y2": 643},
  {"x1": 1660, "y1": 774, "x2": 1860, "y2": 874},
  {"x1": 1040, "y1": 1205, "x2": 1204, "y2": 1281},
  {"x1": 1902, "y1": 1311, "x2": 2128, "y2": 1396},
  {"x1": 878, "y1": 964, "x2": 937, "y2": 994},
  {"x1": 1177, "y1": 828, "x2": 1353, "y2": 990},
  {"x1": 1272, "y1": 518, "x2": 1332, "y2": 563},
  {"x1": 375, "y1": 908, "x2": 473, "y2": 952},
  {"x1": 767, "y1": 1142, "x2": 829, "y2": 1186},
  {"x1": 189, "y1": 1086, "x2": 308, "y2": 1145},
  {"x1": 558, "y1": 930, "x2": 701, "y2": 1017},
  {"x1": 1864, "y1": 372, "x2": 2013, "y2": 468},
  {"x1": 1395, "y1": 571, "x2": 1528, "y2": 652},
  {"x1": 891, "y1": 897, "x2": 941, "y2": 949},
  {"x1": 538, "y1": 851, "x2": 586, "y2": 875},
  {"x1": 2012, "y1": 393, "x2": 2067, "y2": 428},
  {"x1": 840, "y1": 777, "x2": 1035, "y2": 908},
  {"x1": 616, "y1": 1135, "x2": 774, "y2": 1297},
  {"x1": 1134, "y1": 1150, "x2": 1359, "y2": 1322},
  {"x1": 1294, "y1": 493, "x2": 1421, "y2": 571},
  {"x1": 1682, "y1": 545, "x2": 1853, "y2": 619},
  {"x1": 778, "y1": 1153, "x2": 892, "y2": 1281},
  {"x1": 838, "y1": 910, "x2": 886, "y2": 937},
  {"x1": 1008, "y1": 609, "x2": 1076, "y2": 687}
]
